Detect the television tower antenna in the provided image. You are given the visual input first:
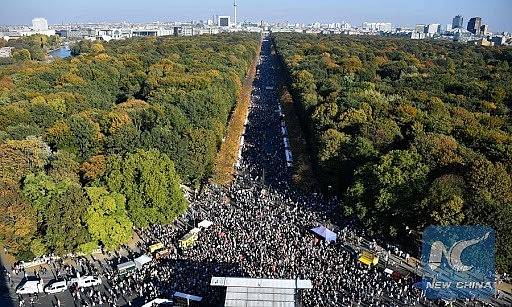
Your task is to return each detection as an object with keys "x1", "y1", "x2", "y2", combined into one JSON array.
[{"x1": 233, "y1": 0, "x2": 237, "y2": 27}]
